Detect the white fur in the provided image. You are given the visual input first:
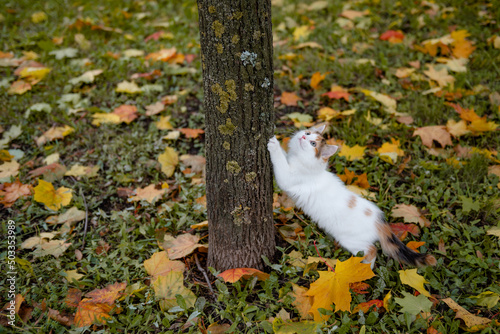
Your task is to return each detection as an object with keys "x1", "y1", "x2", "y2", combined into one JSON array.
[{"x1": 268, "y1": 129, "x2": 382, "y2": 266}]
